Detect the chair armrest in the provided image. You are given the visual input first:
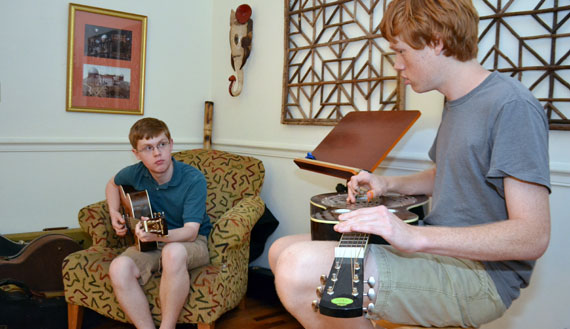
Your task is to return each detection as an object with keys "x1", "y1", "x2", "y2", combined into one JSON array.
[
  {"x1": 208, "y1": 195, "x2": 265, "y2": 265},
  {"x1": 78, "y1": 200, "x2": 132, "y2": 249}
]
